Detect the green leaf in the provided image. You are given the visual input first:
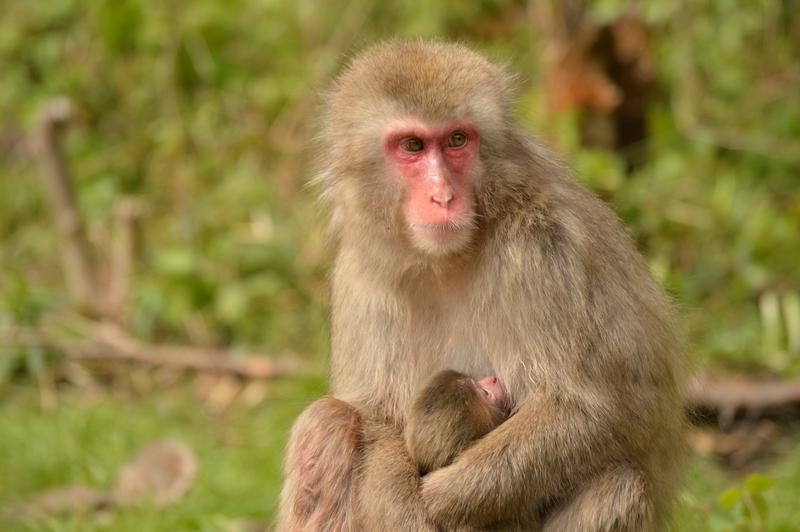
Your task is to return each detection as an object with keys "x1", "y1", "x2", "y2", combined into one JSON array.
[
  {"x1": 718, "y1": 487, "x2": 742, "y2": 511},
  {"x1": 155, "y1": 249, "x2": 199, "y2": 276},
  {"x1": 96, "y1": 0, "x2": 142, "y2": 53},
  {"x1": 751, "y1": 493, "x2": 768, "y2": 521},
  {"x1": 24, "y1": 345, "x2": 46, "y2": 378},
  {"x1": 216, "y1": 283, "x2": 247, "y2": 322},
  {"x1": 744, "y1": 473, "x2": 775, "y2": 494}
]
